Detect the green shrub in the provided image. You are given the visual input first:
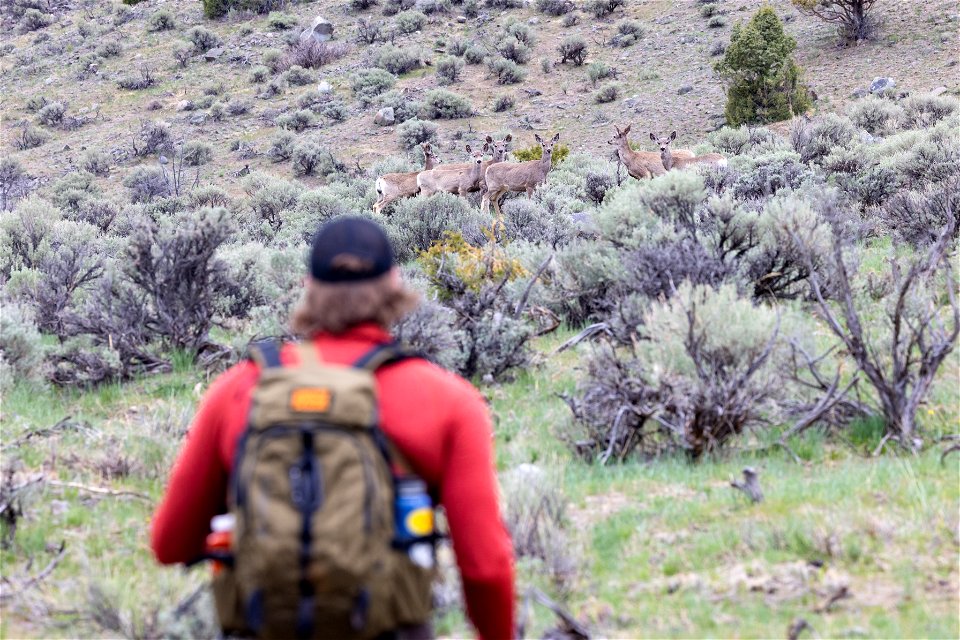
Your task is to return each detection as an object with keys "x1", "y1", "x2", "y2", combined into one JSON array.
[
  {"x1": 123, "y1": 166, "x2": 170, "y2": 203},
  {"x1": 512, "y1": 142, "x2": 570, "y2": 165},
  {"x1": 395, "y1": 9, "x2": 426, "y2": 33},
  {"x1": 188, "y1": 26, "x2": 221, "y2": 53},
  {"x1": 708, "y1": 15, "x2": 727, "y2": 28},
  {"x1": 714, "y1": 7, "x2": 811, "y2": 125},
  {"x1": 250, "y1": 65, "x2": 271, "y2": 83},
  {"x1": 419, "y1": 89, "x2": 473, "y2": 119},
  {"x1": 492, "y1": 94, "x2": 515, "y2": 112},
  {"x1": 900, "y1": 93, "x2": 959, "y2": 130},
  {"x1": 587, "y1": 61, "x2": 612, "y2": 86},
  {"x1": 268, "y1": 131, "x2": 296, "y2": 162},
  {"x1": 535, "y1": 0, "x2": 574, "y2": 15},
  {"x1": 436, "y1": 56, "x2": 464, "y2": 85},
  {"x1": 351, "y1": 68, "x2": 396, "y2": 105},
  {"x1": 594, "y1": 83, "x2": 619, "y2": 104},
  {"x1": 847, "y1": 95, "x2": 903, "y2": 136},
  {"x1": 20, "y1": 9, "x2": 53, "y2": 32},
  {"x1": 376, "y1": 90, "x2": 422, "y2": 122},
  {"x1": 201, "y1": 0, "x2": 229, "y2": 18},
  {"x1": 0, "y1": 301, "x2": 45, "y2": 388},
  {"x1": 373, "y1": 45, "x2": 422, "y2": 75},
  {"x1": 284, "y1": 65, "x2": 314, "y2": 86},
  {"x1": 382, "y1": 0, "x2": 415, "y2": 16},
  {"x1": 587, "y1": 0, "x2": 624, "y2": 19},
  {"x1": 37, "y1": 101, "x2": 66, "y2": 126},
  {"x1": 387, "y1": 192, "x2": 488, "y2": 262},
  {"x1": 464, "y1": 46, "x2": 485, "y2": 64},
  {"x1": 276, "y1": 109, "x2": 316, "y2": 132},
  {"x1": 268, "y1": 12, "x2": 298, "y2": 30},
  {"x1": 448, "y1": 38, "x2": 469, "y2": 56},
  {"x1": 488, "y1": 58, "x2": 526, "y2": 84},
  {"x1": 292, "y1": 140, "x2": 340, "y2": 177},
  {"x1": 397, "y1": 118, "x2": 438, "y2": 149},
  {"x1": 182, "y1": 141, "x2": 214, "y2": 166},
  {"x1": 558, "y1": 36, "x2": 587, "y2": 65},
  {"x1": 148, "y1": 10, "x2": 176, "y2": 31},
  {"x1": 243, "y1": 173, "x2": 303, "y2": 234},
  {"x1": 497, "y1": 39, "x2": 531, "y2": 65},
  {"x1": 15, "y1": 126, "x2": 48, "y2": 150},
  {"x1": 97, "y1": 40, "x2": 123, "y2": 58}
]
